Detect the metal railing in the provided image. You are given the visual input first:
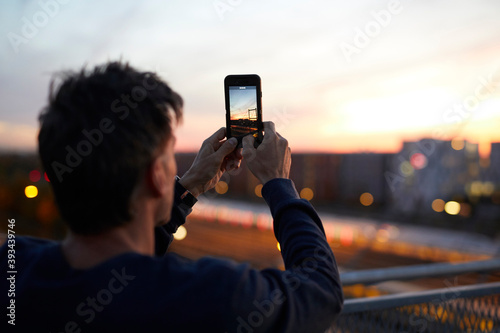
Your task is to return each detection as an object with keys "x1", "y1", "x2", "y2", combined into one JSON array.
[
  {"x1": 340, "y1": 258, "x2": 500, "y2": 286},
  {"x1": 331, "y1": 259, "x2": 500, "y2": 332}
]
